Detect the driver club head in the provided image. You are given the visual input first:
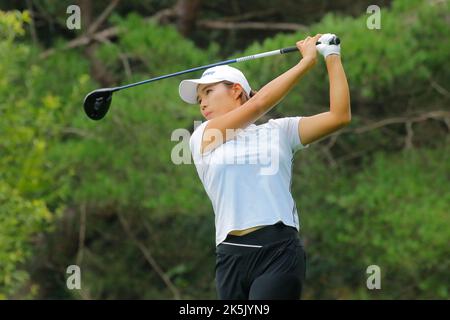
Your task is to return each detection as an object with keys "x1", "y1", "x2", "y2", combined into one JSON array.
[{"x1": 83, "y1": 88, "x2": 115, "y2": 120}]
